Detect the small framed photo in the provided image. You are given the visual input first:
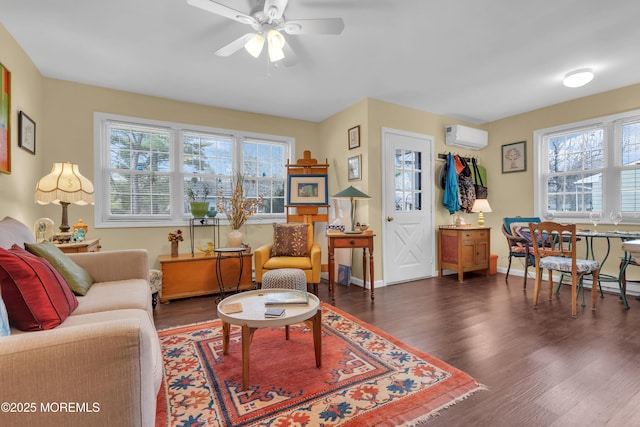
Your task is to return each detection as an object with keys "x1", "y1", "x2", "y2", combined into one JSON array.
[
  {"x1": 348, "y1": 125, "x2": 360, "y2": 149},
  {"x1": 287, "y1": 174, "x2": 329, "y2": 205},
  {"x1": 502, "y1": 140, "x2": 526, "y2": 173},
  {"x1": 348, "y1": 155, "x2": 361, "y2": 181},
  {"x1": 18, "y1": 111, "x2": 36, "y2": 155}
]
